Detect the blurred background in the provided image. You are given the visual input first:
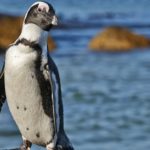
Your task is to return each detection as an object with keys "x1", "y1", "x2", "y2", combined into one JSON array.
[{"x1": 1, "y1": 0, "x2": 150, "y2": 150}]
